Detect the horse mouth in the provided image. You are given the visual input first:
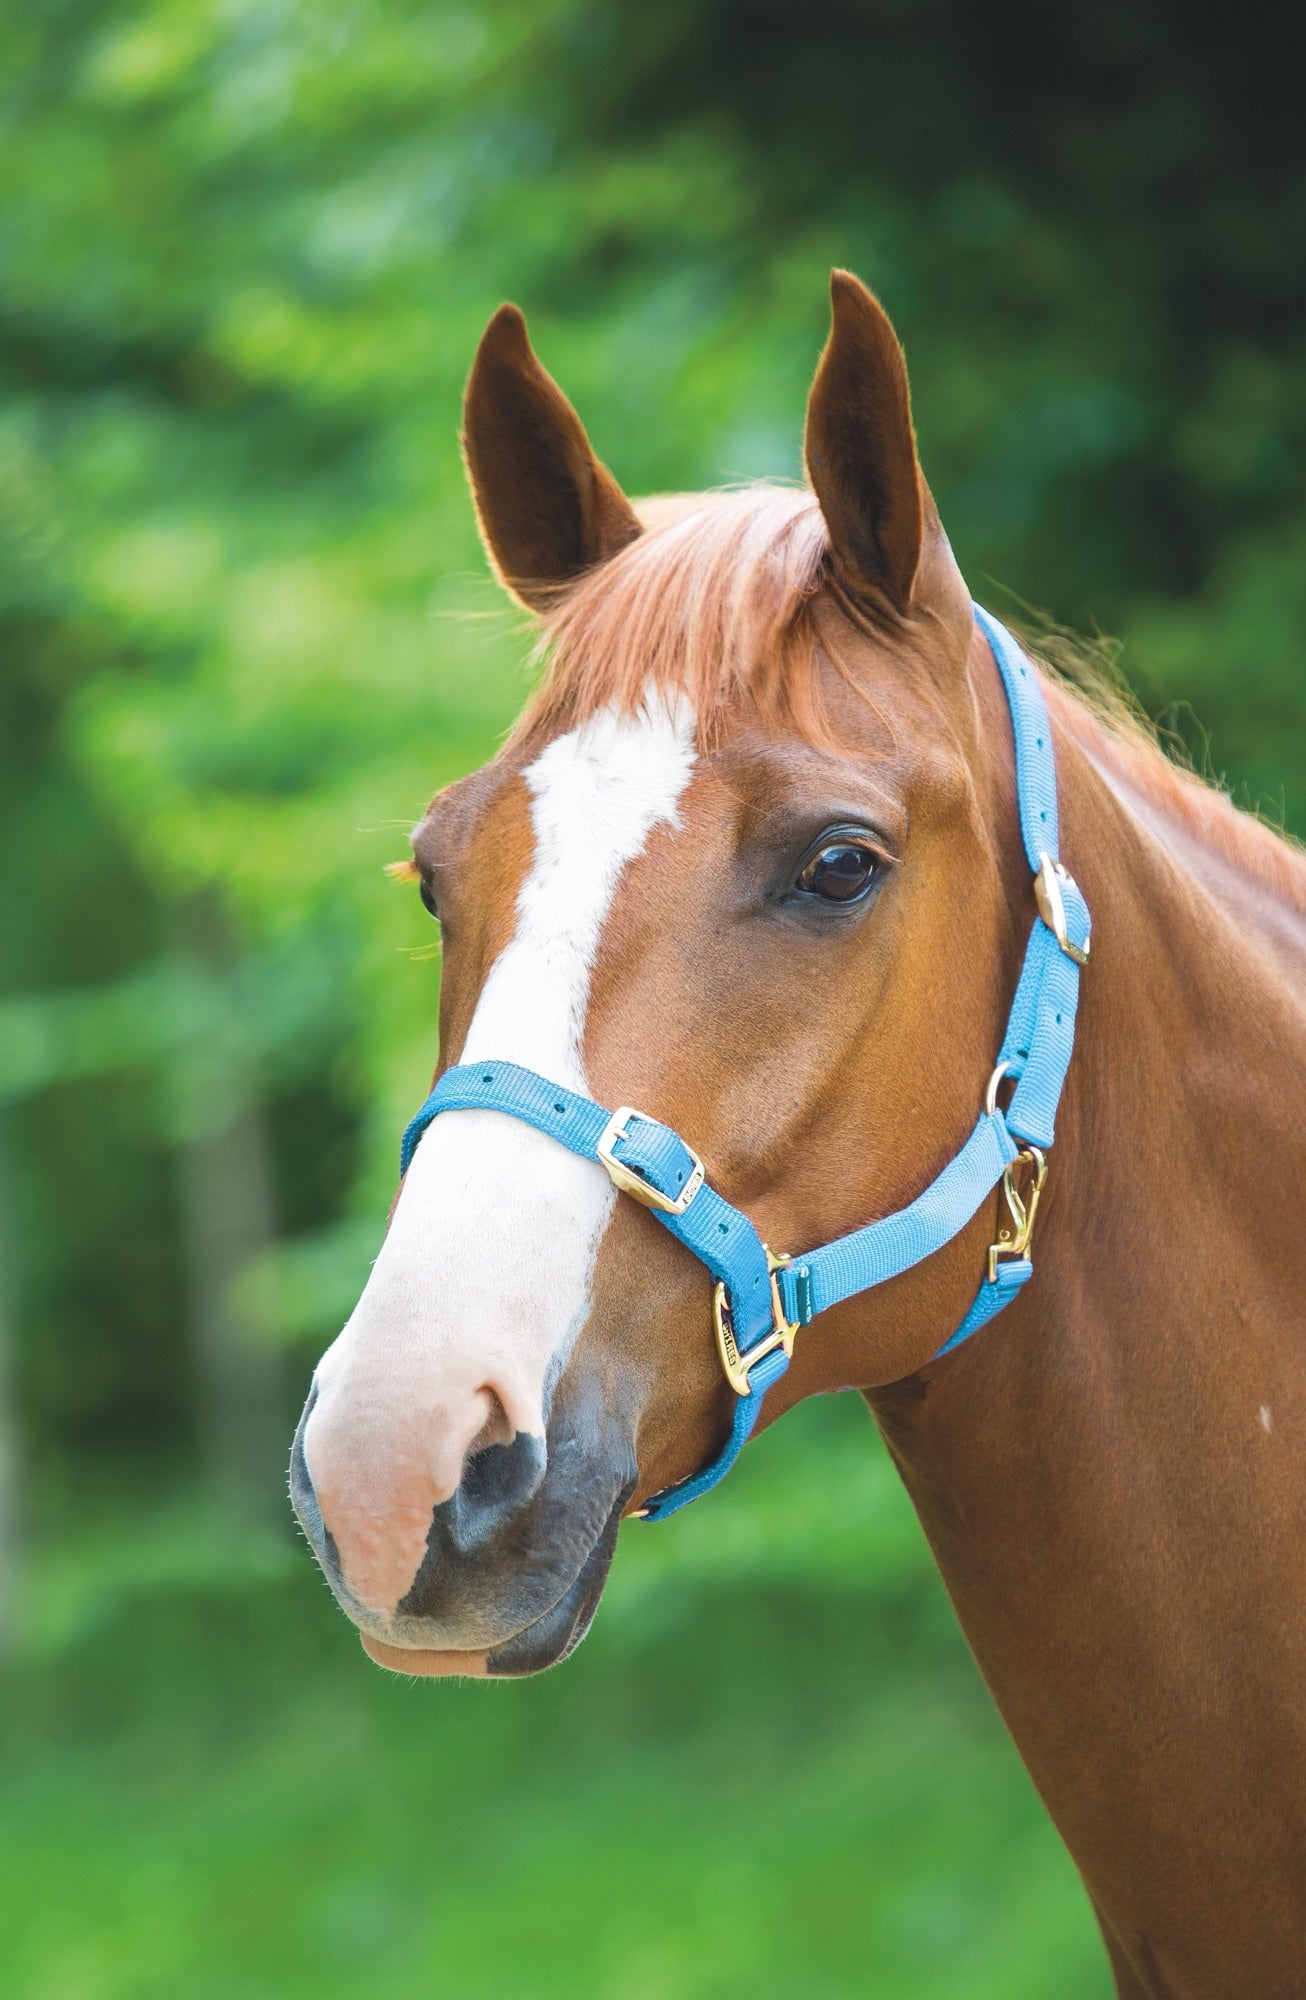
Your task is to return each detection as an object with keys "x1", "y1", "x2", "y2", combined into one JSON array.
[{"x1": 359, "y1": 1482, "x2": 628, "y2": 1679}]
